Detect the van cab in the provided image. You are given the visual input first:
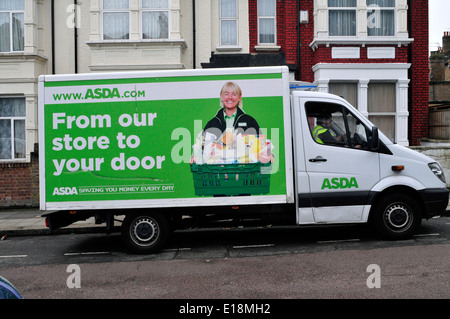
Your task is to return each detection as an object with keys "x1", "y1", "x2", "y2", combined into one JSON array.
[{"x1": 292, "y1": 90, "x2": 448, "y2": 239}]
